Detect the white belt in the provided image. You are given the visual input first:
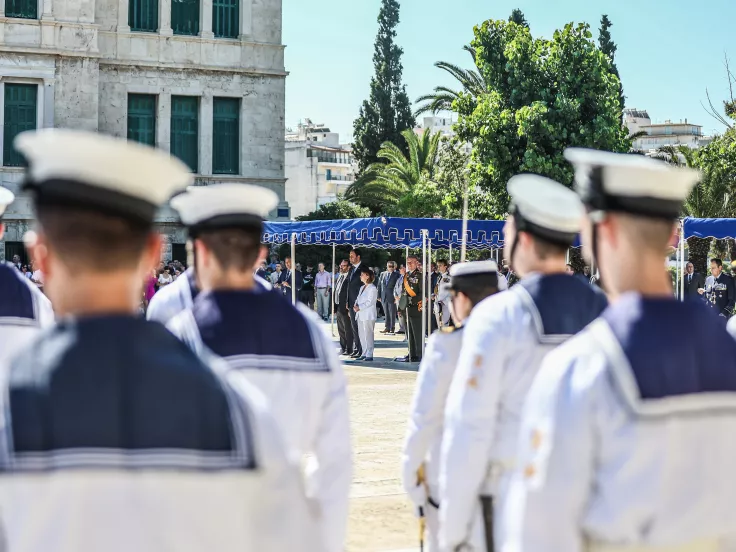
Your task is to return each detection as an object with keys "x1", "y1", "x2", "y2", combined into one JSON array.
[{"x1": 588, "y1": 539, "x2": 719, "y2": 552}]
